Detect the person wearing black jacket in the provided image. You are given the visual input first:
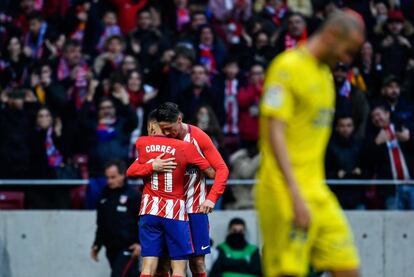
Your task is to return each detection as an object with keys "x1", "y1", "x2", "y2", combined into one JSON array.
[
  {"x1": 91, "y1": 160, "x2": 141, "y2": 277},
  {"x1": 325, "y1": 115, "x2": 365, "y2": 209}
]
